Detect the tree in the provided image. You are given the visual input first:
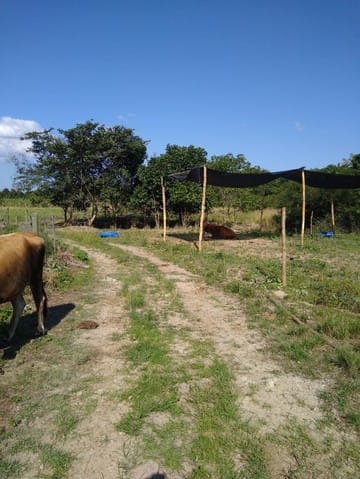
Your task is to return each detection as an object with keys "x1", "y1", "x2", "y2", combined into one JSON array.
[
  {"x1": 14, "y1": 130, "x2": 76, "y2": 223},
  {"x1": 15, "y1": 121, "x2": 147, "y2": 224},
  {"x1": 328, "y1": 154, "x2": 360, "y2": 231},
  {"x1": 207, "y1": 154, "x2": 265, "y2": 221},
  {"x1": 98, "y1": 125, "x2": 148, "y2": 223},
  {"x1": 130, "y1": 155, "x2": 166, "y2": 227},
  {"x1": 162, "y1": 145, "x2": 208, "y2": 226},
  {"x1": 272, "y1": 155, "x2": 360, "y2": 232},
  {"x1": 131, "y1": 144, "x2": 208, "y2": 227}
]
